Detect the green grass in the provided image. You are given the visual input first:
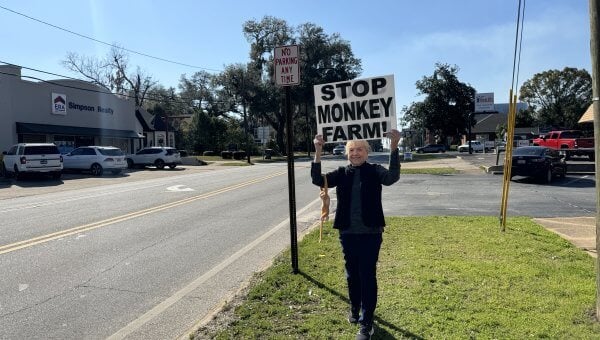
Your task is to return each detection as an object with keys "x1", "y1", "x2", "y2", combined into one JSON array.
[
  {"x1": 402, "y1": 153, "x2": 455, "y2": 162},
  {"x1": 193, "y1": 216, "x2": 599, "y2": 339},
  {"x1": 401, "y1": 167, "x2": 459, "y2": 175}
]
